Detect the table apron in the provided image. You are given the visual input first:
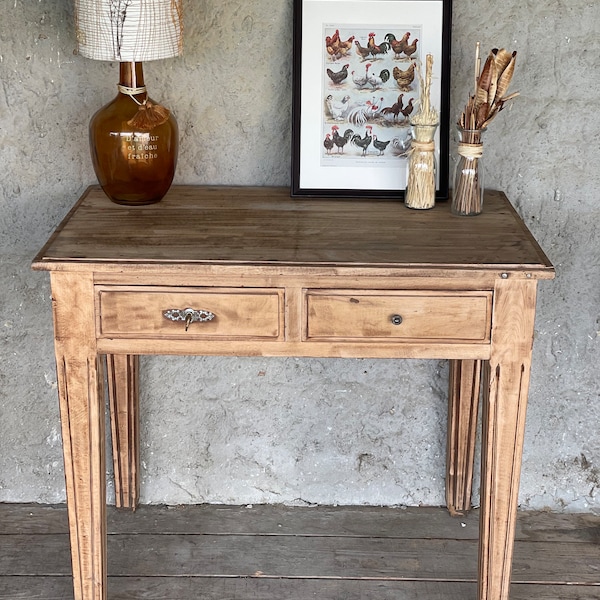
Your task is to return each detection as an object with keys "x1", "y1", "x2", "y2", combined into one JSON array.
[{"x1": 96, "y1": 338, "x2": 492, "y2": 360}]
